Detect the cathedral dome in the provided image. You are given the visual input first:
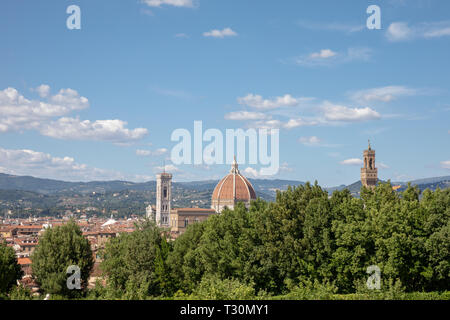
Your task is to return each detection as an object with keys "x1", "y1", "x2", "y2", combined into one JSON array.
[{"x1": 211, "y1": 157, "x2": 257, "y2": 212}]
